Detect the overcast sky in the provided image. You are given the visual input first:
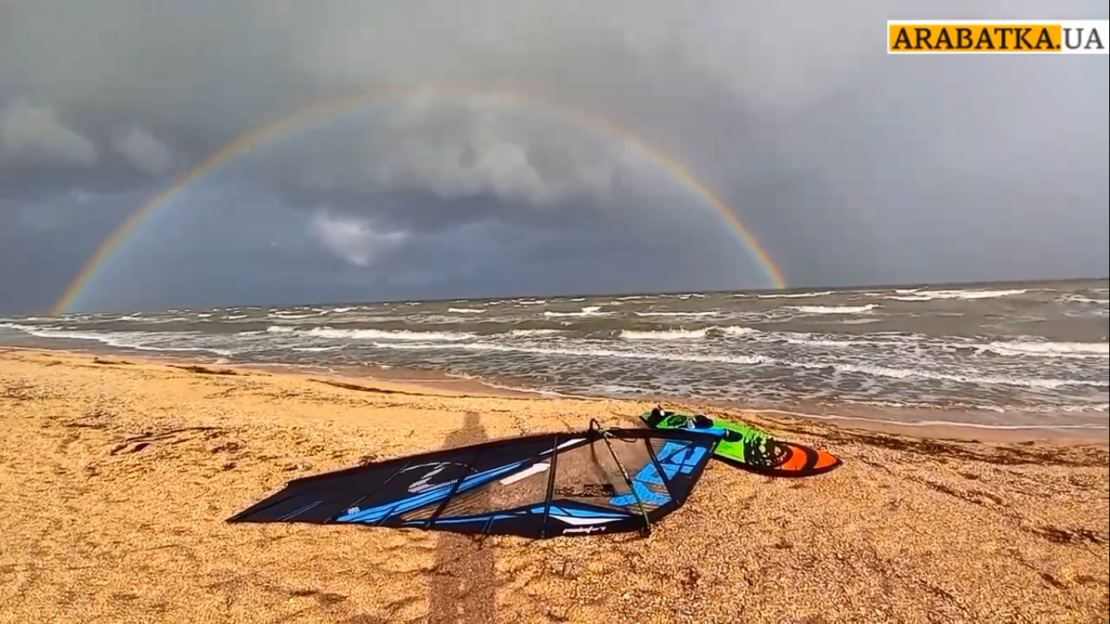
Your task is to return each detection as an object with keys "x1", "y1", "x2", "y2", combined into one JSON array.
[{"x1": 2, "y1": 0, "x2": 1107, "y2": 314}]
